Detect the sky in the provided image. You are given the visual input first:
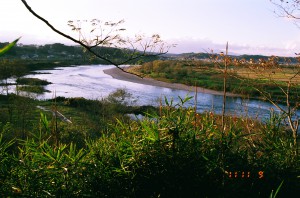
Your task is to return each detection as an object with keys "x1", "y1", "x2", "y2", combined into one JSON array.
[{"x1": 1, "y1": 0, "x2": 300, "y2": 56}]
